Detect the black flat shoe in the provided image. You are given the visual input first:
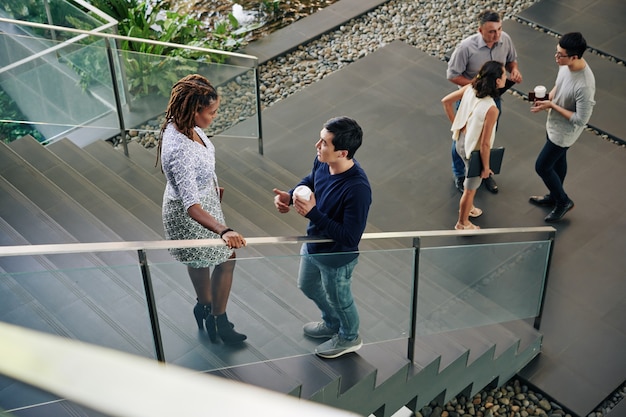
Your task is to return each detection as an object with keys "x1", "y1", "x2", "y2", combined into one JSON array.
[
  {"x1": 529, "y1": 195, "x2": 555, "y2": 206},
  {"x1": 545, "y1": 200, "x2": 574, "y2": 222}
]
